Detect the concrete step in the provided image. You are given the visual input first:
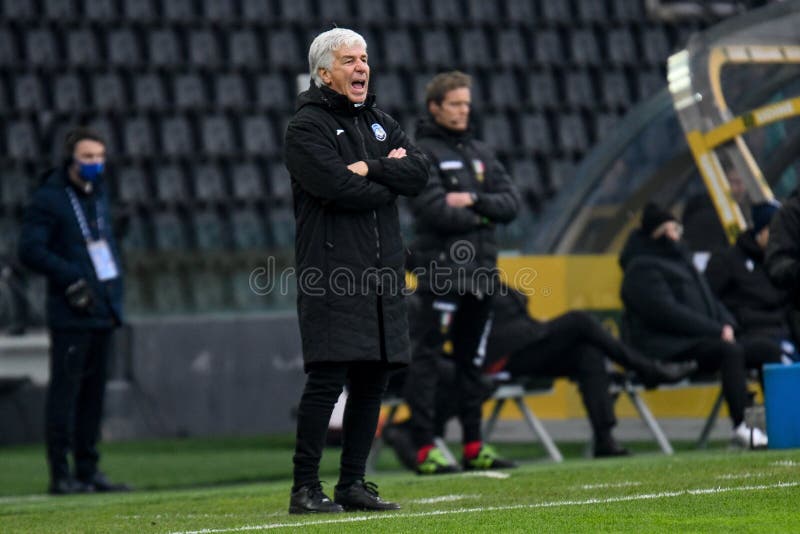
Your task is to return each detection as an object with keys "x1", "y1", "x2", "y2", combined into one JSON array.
[{"x1": 0, "y1": 331, "x2": 50, "y2": 385}]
